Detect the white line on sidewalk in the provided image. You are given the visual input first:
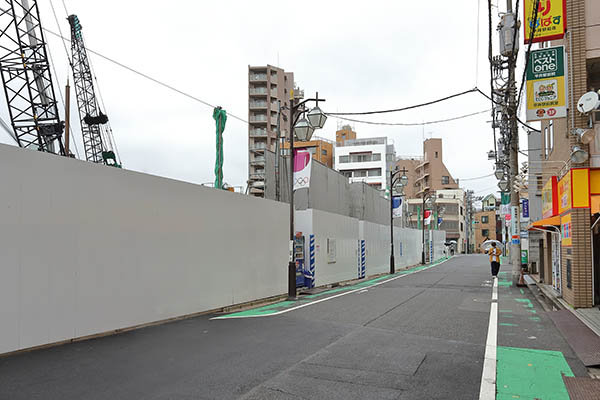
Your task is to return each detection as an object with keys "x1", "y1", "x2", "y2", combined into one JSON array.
[
  {"x1": 479, "y1": 277, "x2": 498, "y2": 400},
  {"x1": 212, "y1": 258, "x2": 453, "y2": 320}
]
